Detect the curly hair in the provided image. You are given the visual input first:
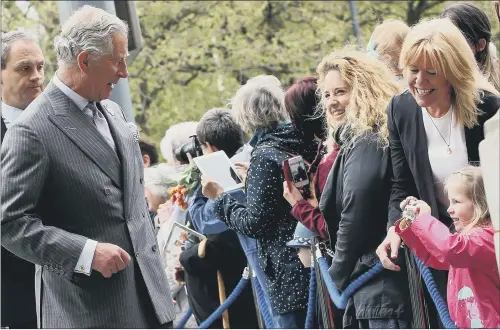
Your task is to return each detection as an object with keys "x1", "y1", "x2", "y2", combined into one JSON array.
[
  {"x1": 400, "y1": 18, "x2": 499, "y2": 129},
  {"x1": 316, "y1": 47, "x2": 402, "y2": 147}
]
